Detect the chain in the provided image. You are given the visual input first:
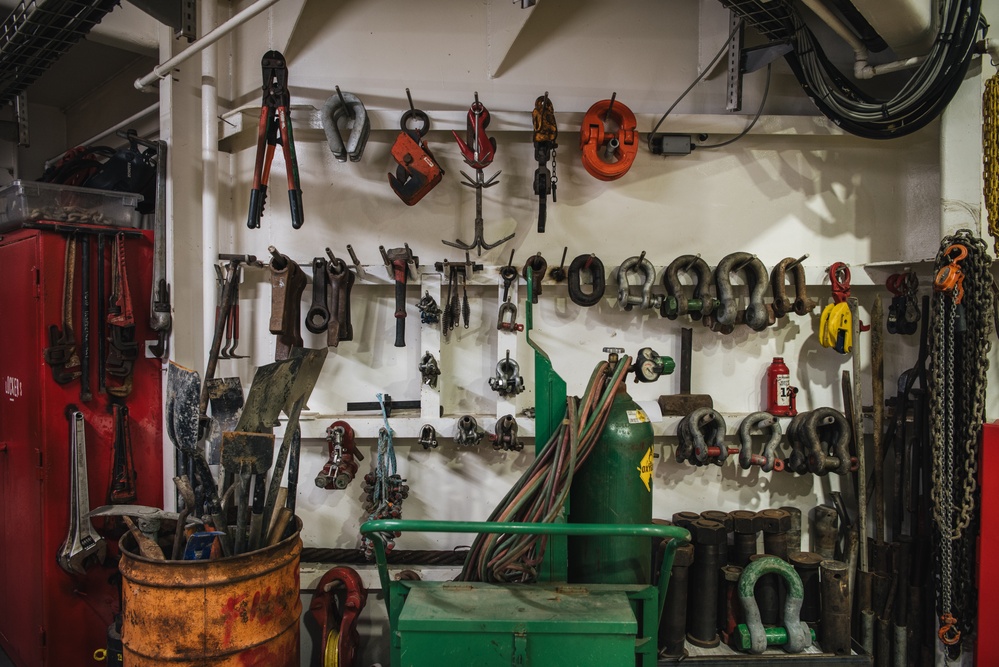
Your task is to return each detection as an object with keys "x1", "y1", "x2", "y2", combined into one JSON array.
[
  {"x1": 550, "y1": 147, "x2": 558, "y2": 201},
  {"x1": 984, "y1": 74, "x2": 999, "y2": 255},
  {"x1": 928, "y1": 229, "x2": 993, "y2": 650}
]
